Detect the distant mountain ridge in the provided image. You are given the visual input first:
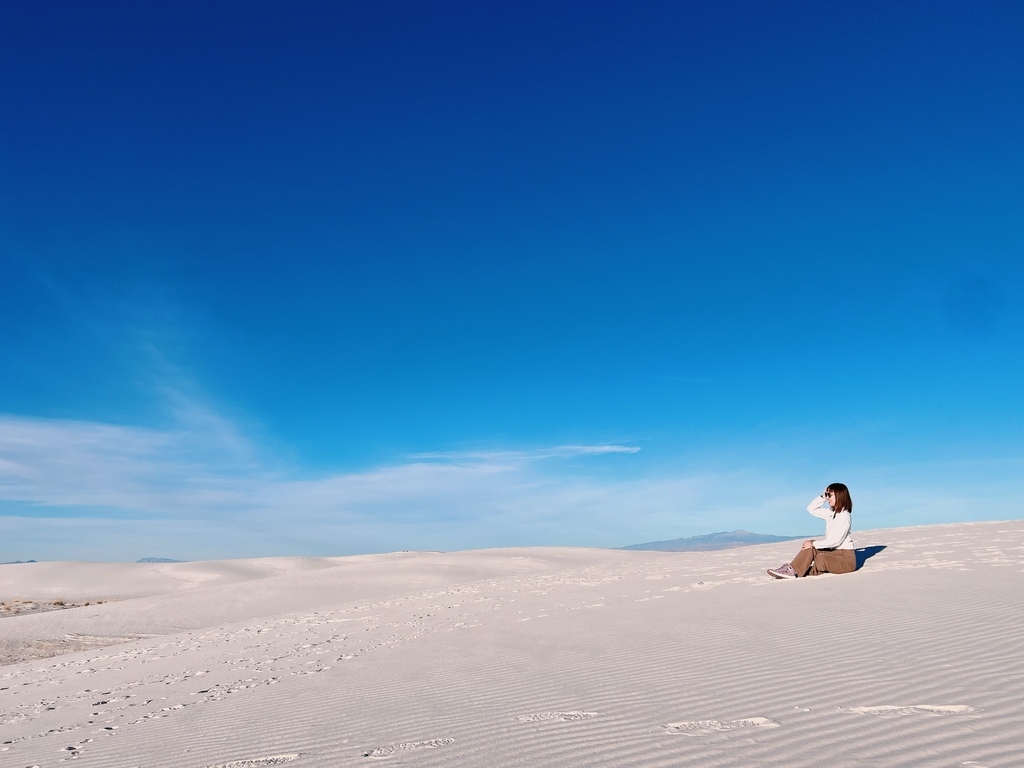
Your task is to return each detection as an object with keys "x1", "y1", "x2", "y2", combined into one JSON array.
[
  {"x1": 136, "y1": 557, "x2": 185, "y2": 563},
  {"x1": 620, "y1": 530, "x2": 801, "y2": 552}
]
